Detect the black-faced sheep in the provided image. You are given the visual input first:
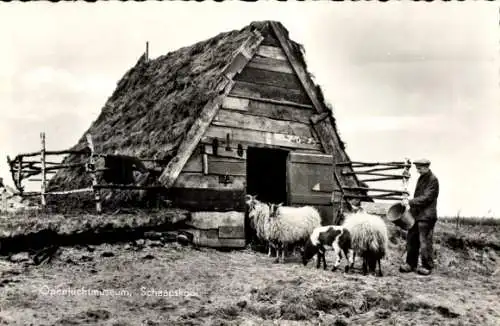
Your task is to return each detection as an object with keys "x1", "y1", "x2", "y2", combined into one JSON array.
[{"x1": 301, "y1": 225, "x2": 353, "y2": 272}]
